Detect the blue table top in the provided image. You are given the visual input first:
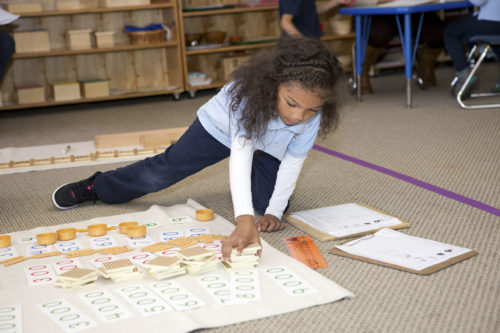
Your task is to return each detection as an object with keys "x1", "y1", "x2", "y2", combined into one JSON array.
[{"x1": 339, "y1": 1, "x2": 472, "y2": 15}]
